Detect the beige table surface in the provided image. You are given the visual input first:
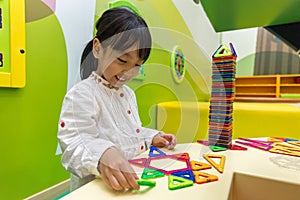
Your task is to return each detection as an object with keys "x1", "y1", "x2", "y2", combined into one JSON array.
[{"x1": 61, "y1": 142, "x2": 300, "y2": 200}]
